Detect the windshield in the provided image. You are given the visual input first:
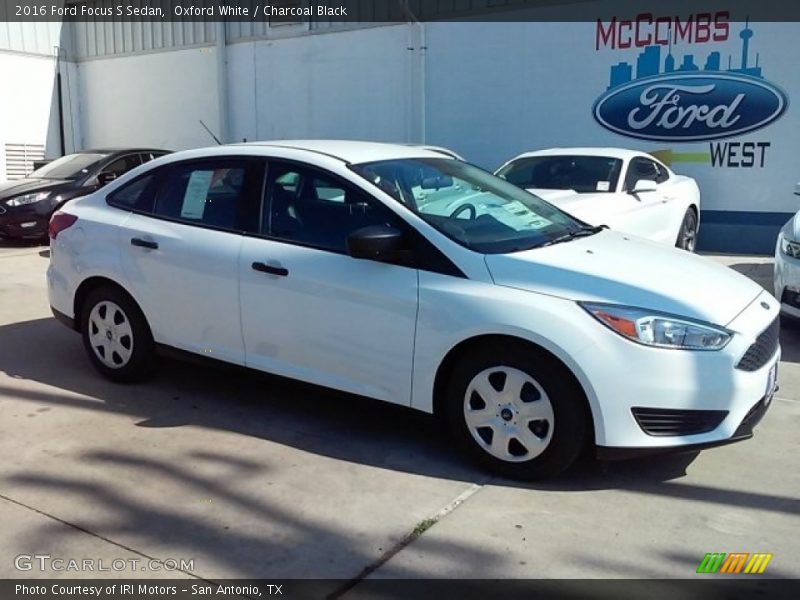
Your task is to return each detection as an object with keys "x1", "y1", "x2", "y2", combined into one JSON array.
[
  {"x1": 29, "y1": 153, "x2": 107, "y2": 180},
  {"x1": 350, "y1": 158, "x2": 590, "y2": 254},
  {"x1": 497, "y1": 155, "x2": 623, "y2": 194}
]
